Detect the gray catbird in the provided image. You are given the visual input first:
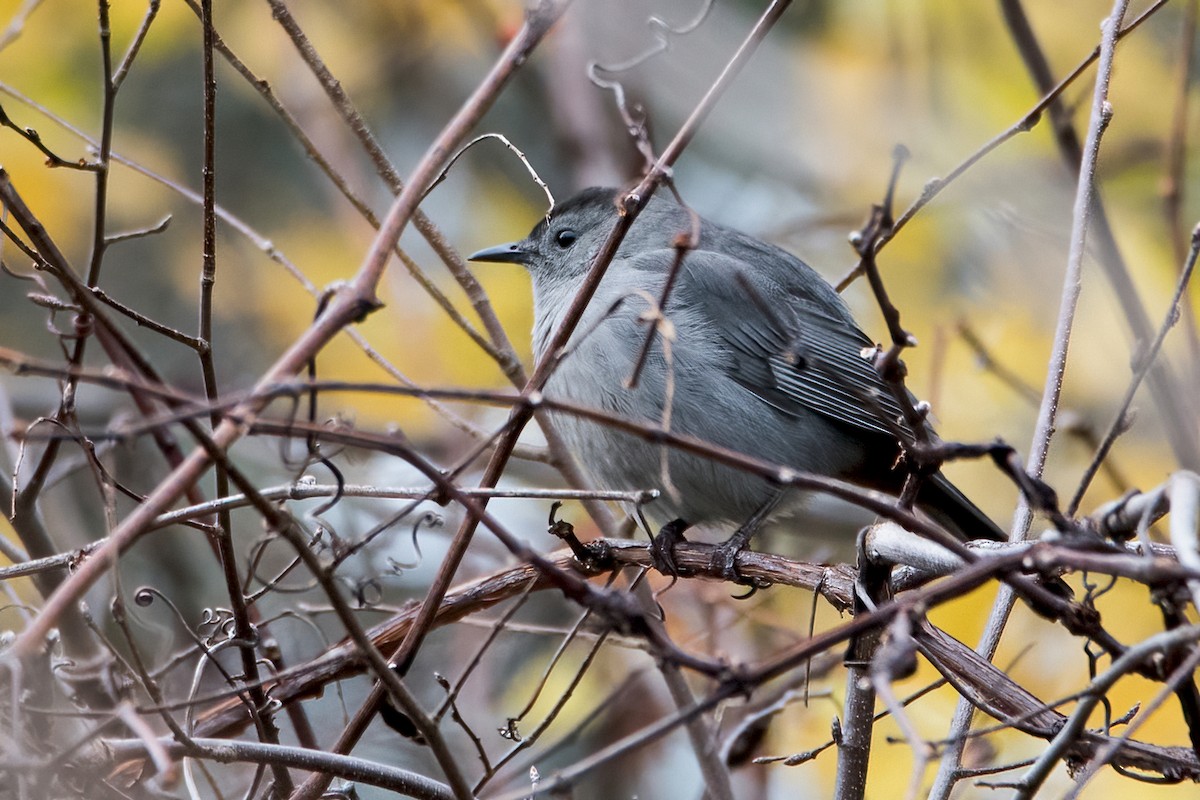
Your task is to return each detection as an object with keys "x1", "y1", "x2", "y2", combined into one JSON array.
[{"x1": 471, "y1": 187, "x2": 1006, "y2": 569}]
